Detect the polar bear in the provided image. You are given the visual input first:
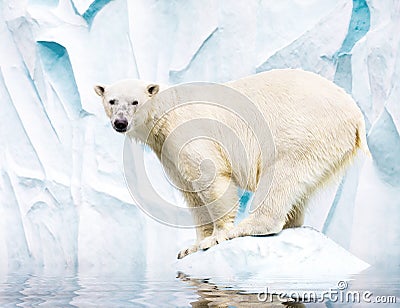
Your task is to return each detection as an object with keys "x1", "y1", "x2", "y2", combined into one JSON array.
[{"x1": 94, "y1": 69, "x2": 368, "y2": 259}]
